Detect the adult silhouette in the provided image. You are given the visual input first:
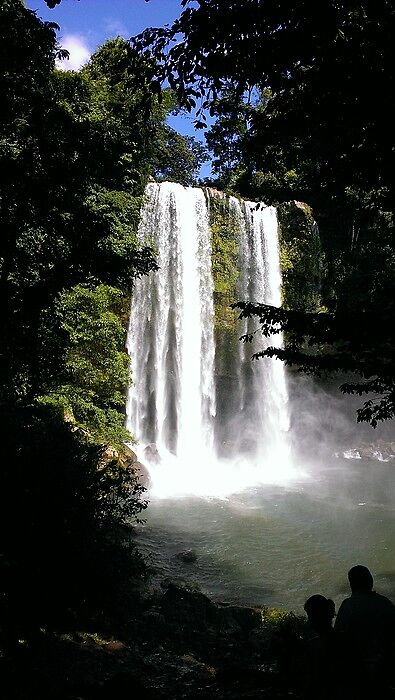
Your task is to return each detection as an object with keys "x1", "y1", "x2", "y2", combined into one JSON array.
[{"x1": 335, "y1": 565, "x2": 395, "y2": 697}]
